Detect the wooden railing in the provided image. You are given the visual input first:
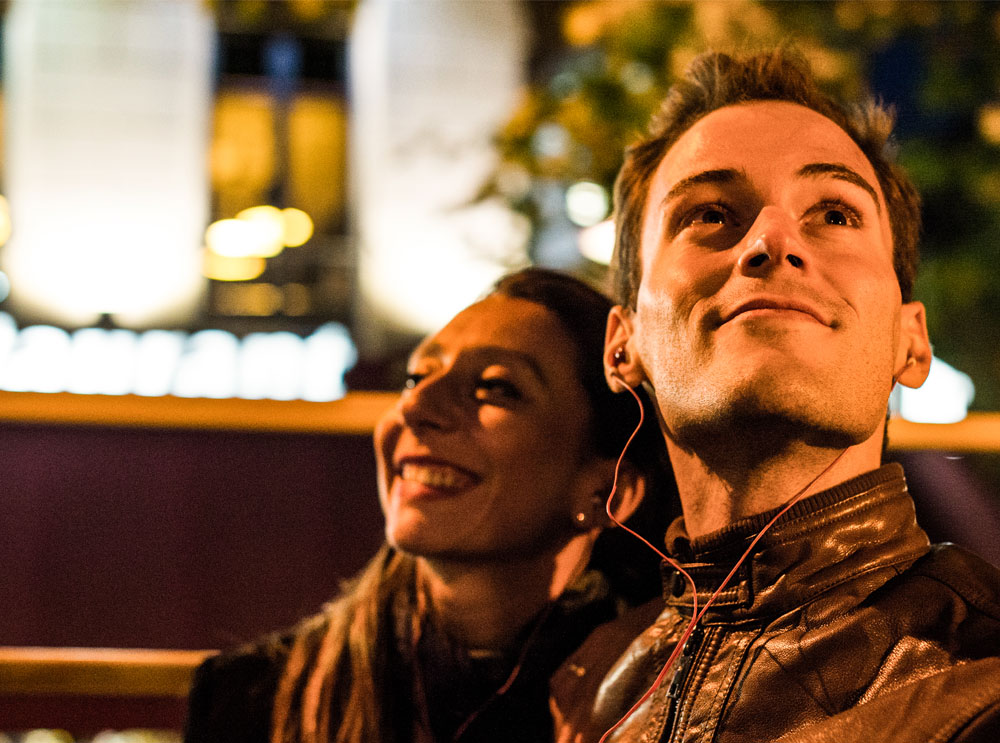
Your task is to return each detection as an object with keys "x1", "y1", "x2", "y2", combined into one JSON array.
[
  {"x1": 0, "y1": 646, "x2": 215, "y2": 697},
  {"x1": 0, "y1": 389, "x2": 399, "y2": 435},
  {"x1": 1, "y1": 390, "x2": 999, "y2": 452},
  {"x1": 0, "y1": 647, "x2": 217, "y2": 732}
]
